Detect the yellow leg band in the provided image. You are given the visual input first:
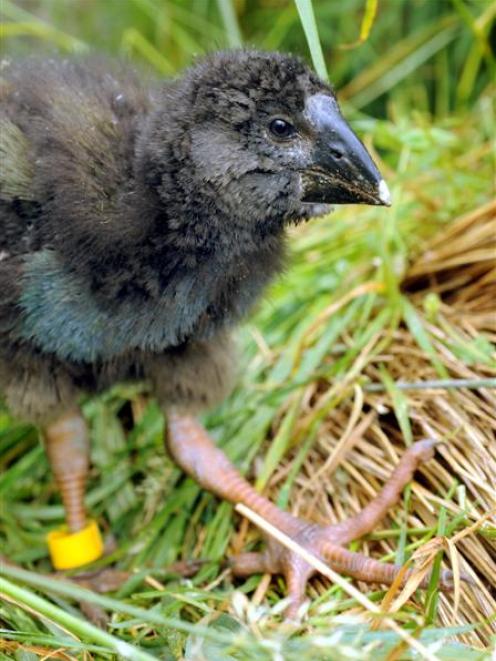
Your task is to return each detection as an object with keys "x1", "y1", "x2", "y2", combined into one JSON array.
[{"x1": 47, "y1": 520, "x2": 104, "y2": 570}]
